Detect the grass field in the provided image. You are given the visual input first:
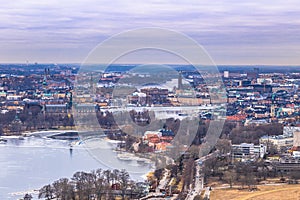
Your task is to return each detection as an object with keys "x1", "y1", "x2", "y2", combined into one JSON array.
[{"x1": 210, "y1": 184, "x2": 300, "y2": 200}]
